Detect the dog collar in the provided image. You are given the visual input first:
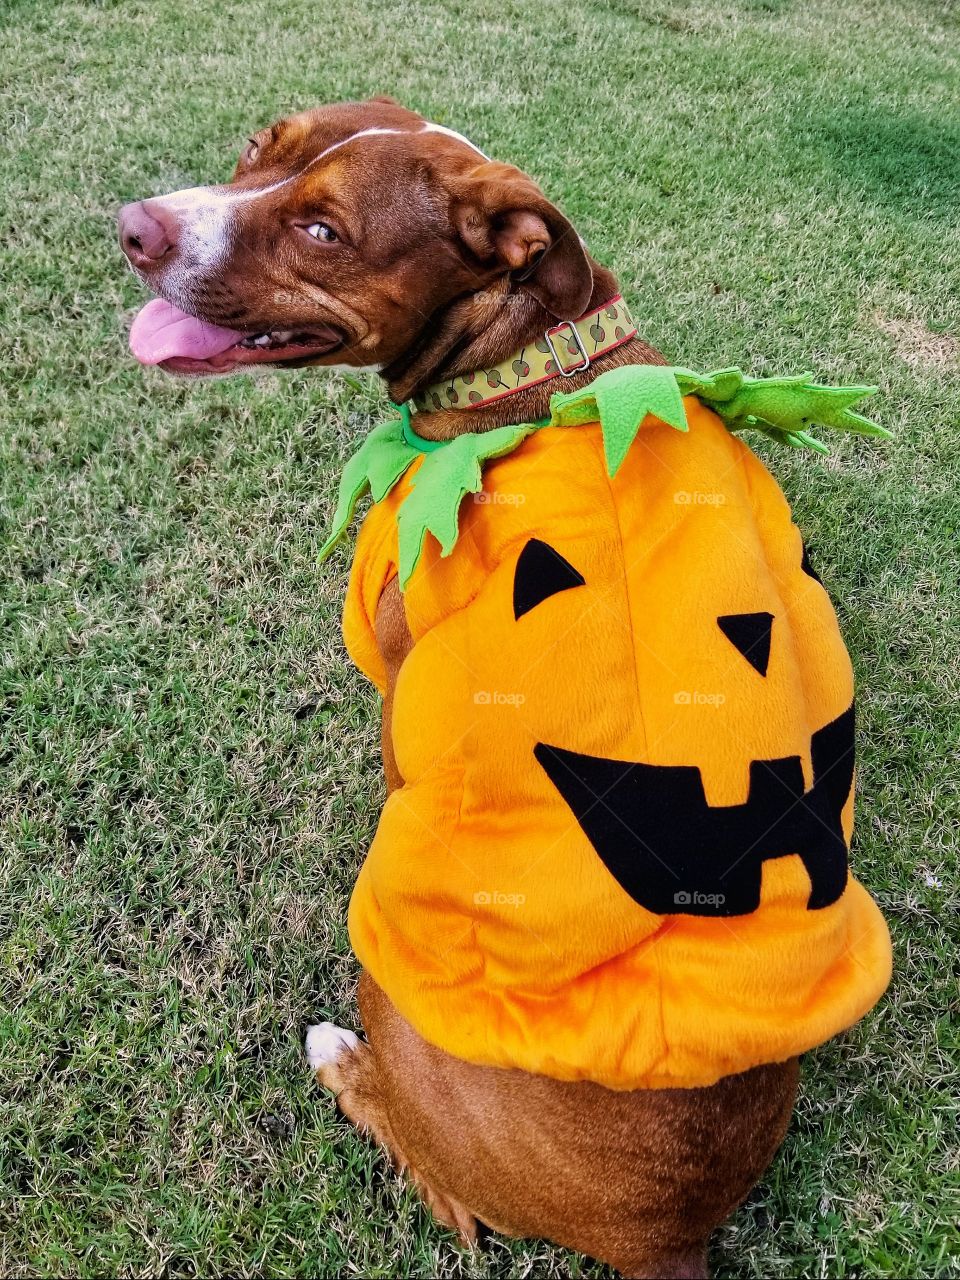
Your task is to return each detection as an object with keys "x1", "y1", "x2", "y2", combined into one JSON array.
[
  {"x1": 319, "y1": 364, "x2": 887, "y2": 590},
  {"x1": 412, "y1": 295, "x2": 638, "y2": 413}
]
